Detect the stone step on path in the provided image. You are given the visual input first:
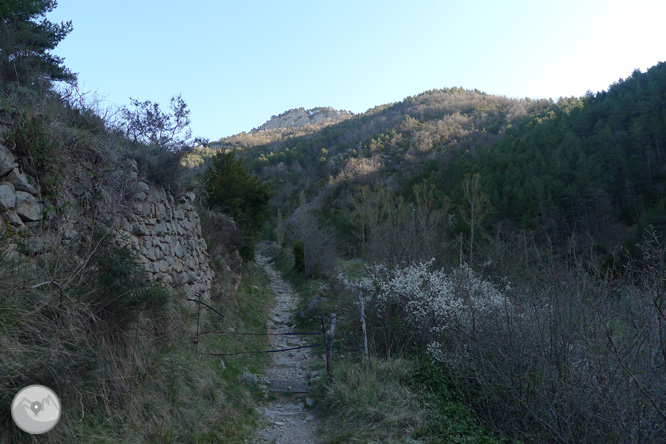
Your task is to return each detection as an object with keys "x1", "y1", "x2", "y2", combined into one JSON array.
[
  {"x1": 259, "y1": 401, "x2": 315, "y2": 423},
  {"x1": 251, "y1": 254, "x2": 321, "y2": 444},
  {"x1": 269, "y1": 380, "x2": 310, "y2": 393}
]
